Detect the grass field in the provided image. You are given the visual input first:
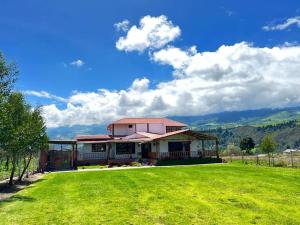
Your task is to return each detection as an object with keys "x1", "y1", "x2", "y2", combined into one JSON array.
[{"x1": 0, "y1": 163, "x2": 299, "y2": 225}]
